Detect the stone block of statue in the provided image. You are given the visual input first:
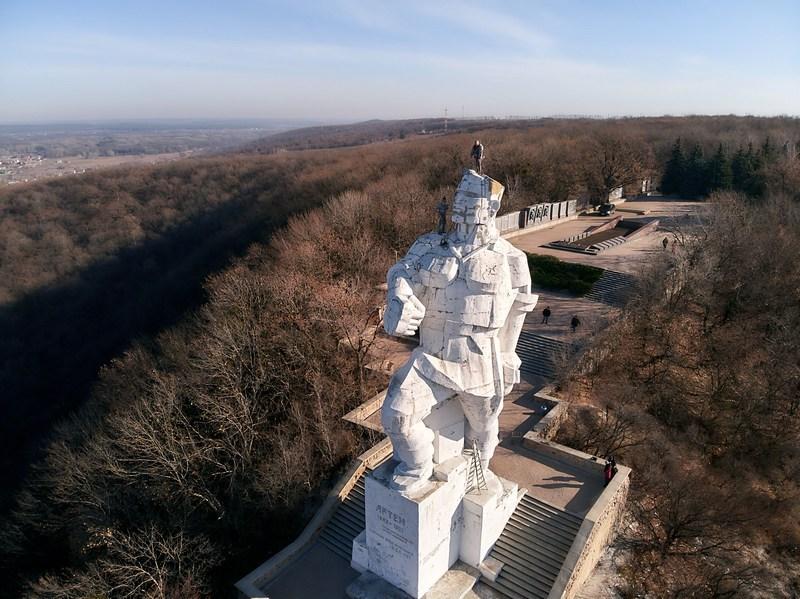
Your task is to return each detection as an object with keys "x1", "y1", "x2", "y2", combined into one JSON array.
[{"x1": 382, "y1": 169, "x2": 538, "y2": 493}]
